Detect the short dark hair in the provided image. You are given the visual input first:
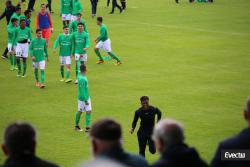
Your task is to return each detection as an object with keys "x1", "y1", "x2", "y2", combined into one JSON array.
[
  {"x1": 24, "y1": 9, "x2": 31, "y2": 15},
  {"x1": 245, "y1": 97, "x2": 250, "y2": 119},
  {"x1": 11, "y1": 18, "x2": 18, "y2": 23},
  {"x1": 4, "y1": 122, "x2": 36, "y2": 157},
  {"x1": 20, "y1": 18, "x2": 26, "y2": 23},
  {"x1": 97, "y1": 16, "x2": 103, "y2": 23},
  {"x1": 36, "y1": 28, "x2": 42, "y2": 33},
  {"x1": 140, "y1": 96, "x2": 149, "y2": 102},
  {"x1": 77, "y1": 22, "x2": 84, "y2": 26},
  {"x1": 15, "y1": 7, "x2": 21, "y2": 11},
  {"x1": 6, "y1": 0, "x2": 12, "y2": 5},
  {"x1": 63, "y1": 25, "x2": 69, "y2": 29},
  {"x1": 90, "y1": 119, "x2": 122, "y2": 141},
  {"x1": 80, "y1": 64, "x2": 86, "y2": 73},
  {"x1": 77, "y1": 13, "x2": 82, "y2": 16},
  {"x1": 41, "y1": 3, "x2": 46, "y2": 7}
]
